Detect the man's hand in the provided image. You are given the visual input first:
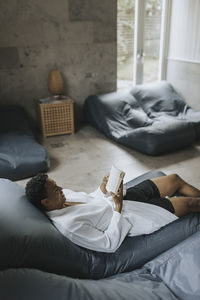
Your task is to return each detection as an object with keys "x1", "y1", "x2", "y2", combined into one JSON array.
[
  {"x1": 100, "y1": 174, "x2": 109, "y2": 194},
  {"x1": 111, "y1": 181, "x2": 123, "y2": 213}
]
